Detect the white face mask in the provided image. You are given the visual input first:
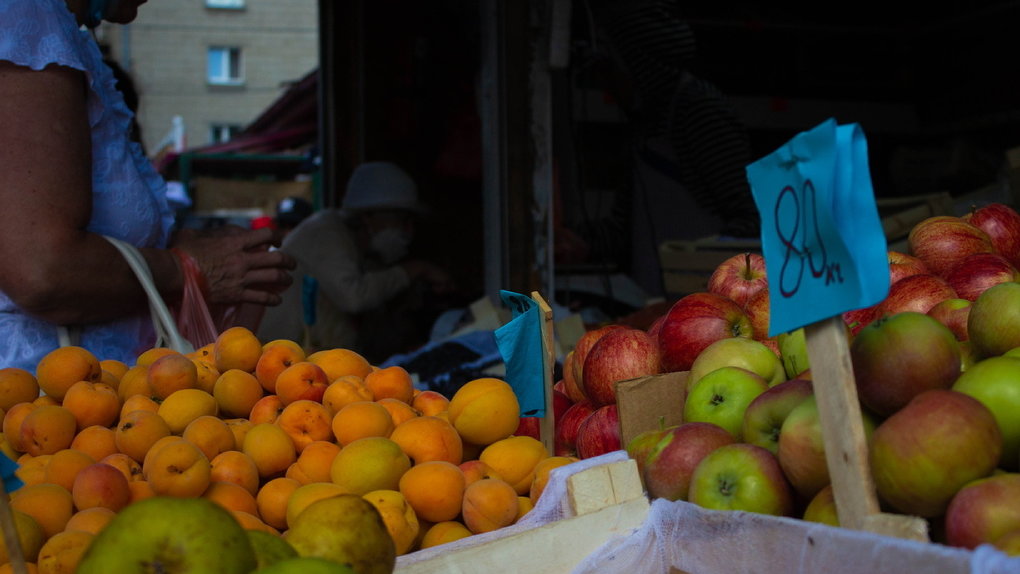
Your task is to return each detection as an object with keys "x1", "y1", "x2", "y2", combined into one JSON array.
[{"x1": 370, "y1": 227, "x2": 411, "y2": 264}]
